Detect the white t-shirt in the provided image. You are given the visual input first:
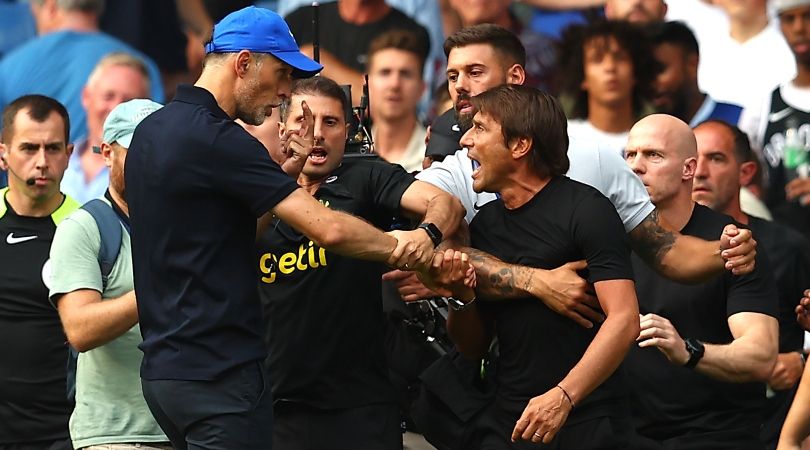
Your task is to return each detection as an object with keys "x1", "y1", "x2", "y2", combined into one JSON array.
[
  {"x1": 740, "y1": 81, "x2": 810, "y2": 151},
  {"x1": 371, "y1": 123, "x2": 427, "y2": 174},
  {"x1": 567, "y1": 119, "x2": 629, "y2": 158},
  {"x1": 666, "y1": 0, "x2": 728, "y2": 49},
  {"x1": 698, "y1": 23, "x2": 795, "y2": 109},
  {"x1": 416, "y1": 132, "x2": 654, "y2": 232}
]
